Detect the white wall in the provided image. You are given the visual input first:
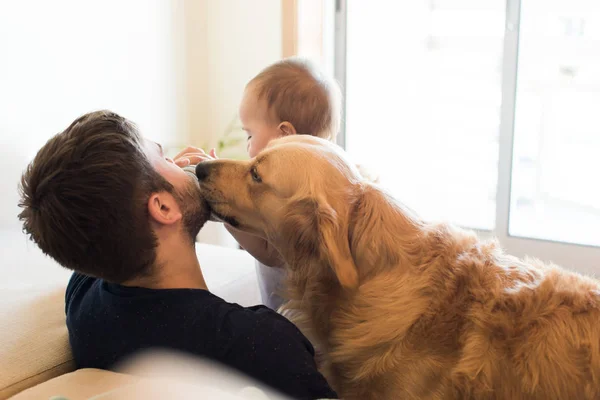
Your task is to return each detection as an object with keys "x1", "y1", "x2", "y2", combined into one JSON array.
[
  {"x1": 188, "y1": 0, "x2": 282, "y2": 149},
  {"x1": 0, "y1": 0, "x2": 282, "y2": 247},
  {"x1": 187, "y1": 0, "x2": 283, "y2": 246},
  {"x1": 0, "y1": 0, "x2": 186, "y2": 230}
]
